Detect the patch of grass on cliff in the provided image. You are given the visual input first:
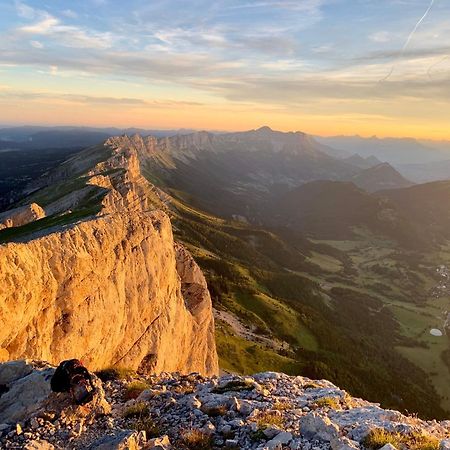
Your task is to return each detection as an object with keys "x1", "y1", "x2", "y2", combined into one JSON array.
[
  {"x1": 130, "y1": 417, "x2": 161, "y2": 439},
  {"x1": 125, "y1": 381, "x2": 151, "y2": 400},
  {"x1": 363, "y1": 429, "x2": 440, "y2": 450},
  {"x1": 96, "y1": 366, "x2": 136, "y2": 382},
  {"x1": 0, "y1": 203, "x2": 103, "y2": 244},
  {"x1": 313, "y1": 396, "x2": 340, "y2": 409},
  {"x1": 179, "y1": 428, "x2": 214, "y2": 450},
  {"x1": 123, "y1": 402, "x2": 149, "y2": 419},
  {"x1": 212, "y1": 379, "x2": 255, "y2": 394},
  {"x1": 255, "y1": 411, "x2": 284, "y2": 430}
]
